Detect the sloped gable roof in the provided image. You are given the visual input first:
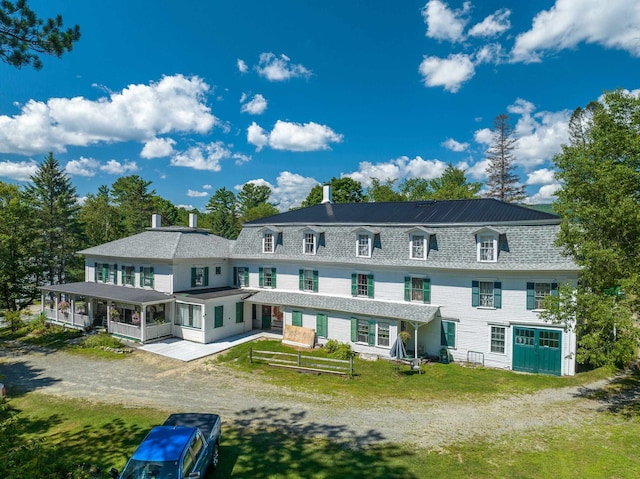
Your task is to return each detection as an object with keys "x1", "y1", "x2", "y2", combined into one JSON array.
[{"x1": 79, "y1": 227, "x2": 231, "y2": 260}]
